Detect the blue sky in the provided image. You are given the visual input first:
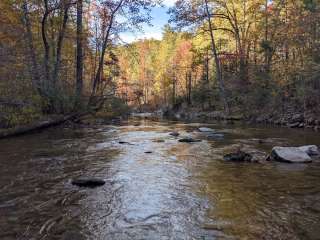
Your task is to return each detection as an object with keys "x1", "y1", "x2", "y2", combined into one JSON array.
[{"x1": 119, "y1": 0, "x2": 176, "y2": 43}]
